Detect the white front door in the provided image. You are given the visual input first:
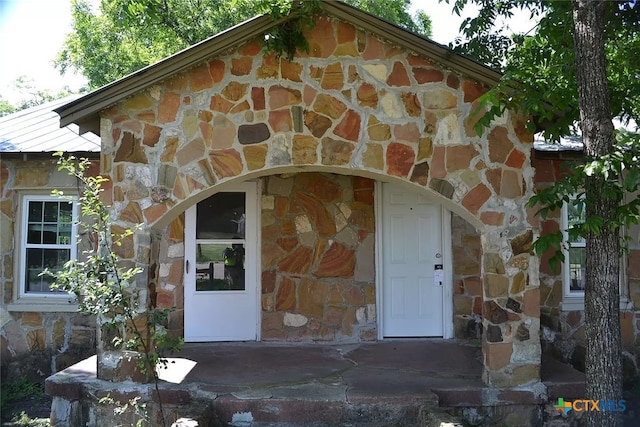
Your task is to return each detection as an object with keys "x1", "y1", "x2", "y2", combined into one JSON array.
[
  {"x1": 184, "y1": 182, "x2": 259, "y2": 342},
  {"x1": 381, "y1": 183, "x2": 444, "y2": 337}
]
